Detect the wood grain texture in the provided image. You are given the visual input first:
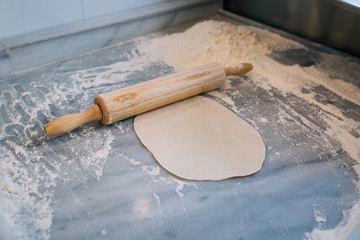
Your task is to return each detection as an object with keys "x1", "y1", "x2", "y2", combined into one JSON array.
[
  {"x1": 94, "y1": 62, "x2": 226, "y2": 125},
  {"x1": 44, "y1": 62, "x2": 253, "y2": 136}
]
